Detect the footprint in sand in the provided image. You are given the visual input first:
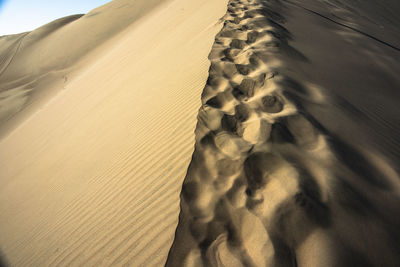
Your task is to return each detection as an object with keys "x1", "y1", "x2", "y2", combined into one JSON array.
[{"x1": 166, "y1": 0, "x2": 398, "y2": 266}]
